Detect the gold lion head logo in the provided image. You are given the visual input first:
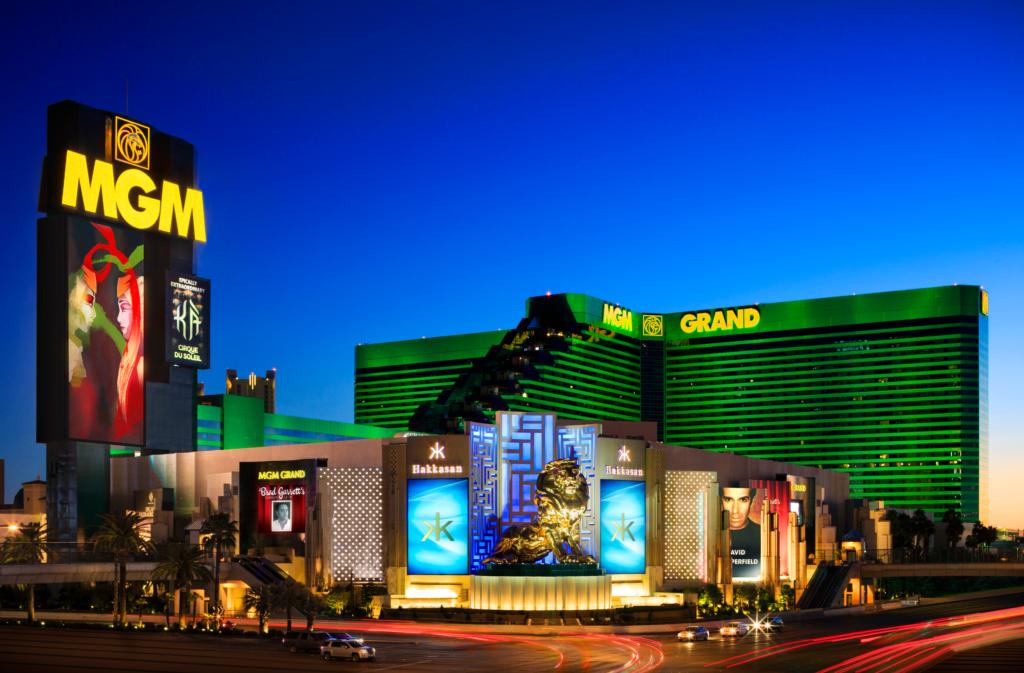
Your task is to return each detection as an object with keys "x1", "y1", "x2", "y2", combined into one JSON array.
[
  {"x1": 115, "y1": 116, "x2": 150, "y2": 169},
  {"x1": 642, "y1": 314, "x2": 664, "y2": 337}
]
